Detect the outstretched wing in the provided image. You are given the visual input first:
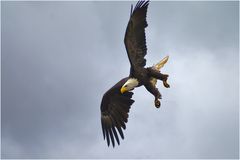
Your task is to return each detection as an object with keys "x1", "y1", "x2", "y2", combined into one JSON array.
[
  {"x1": 100, "y1": 78, "x2": 135, "y2": 147},
  {"x1": 124, "y1": 0, "x2": 149, "y2": 70}
]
